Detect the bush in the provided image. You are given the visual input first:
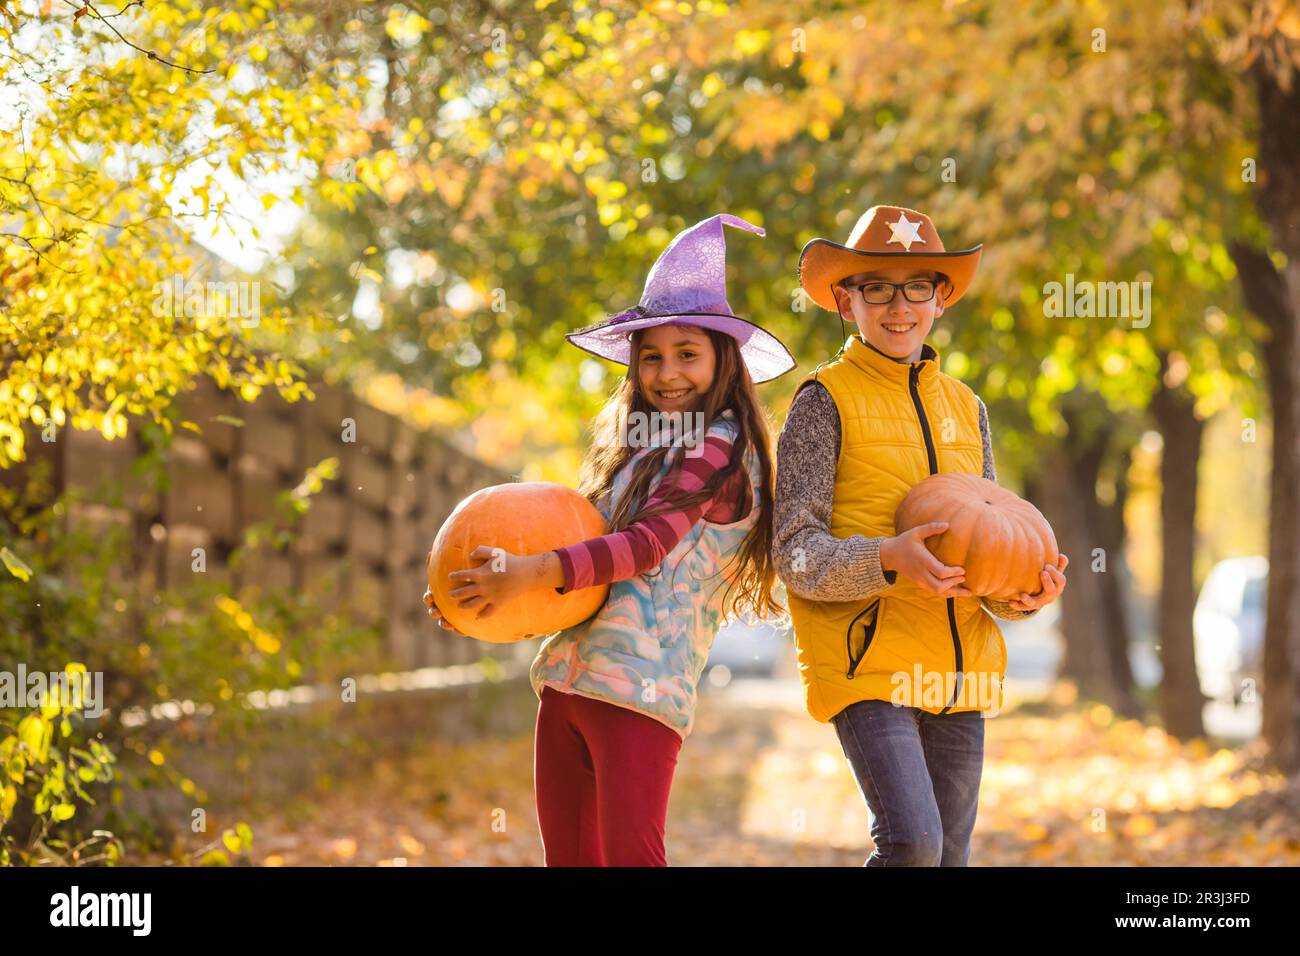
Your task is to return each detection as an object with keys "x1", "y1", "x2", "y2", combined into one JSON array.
[{"x1": 0, "y1": 429, "x2": 377, "y2": 865}]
